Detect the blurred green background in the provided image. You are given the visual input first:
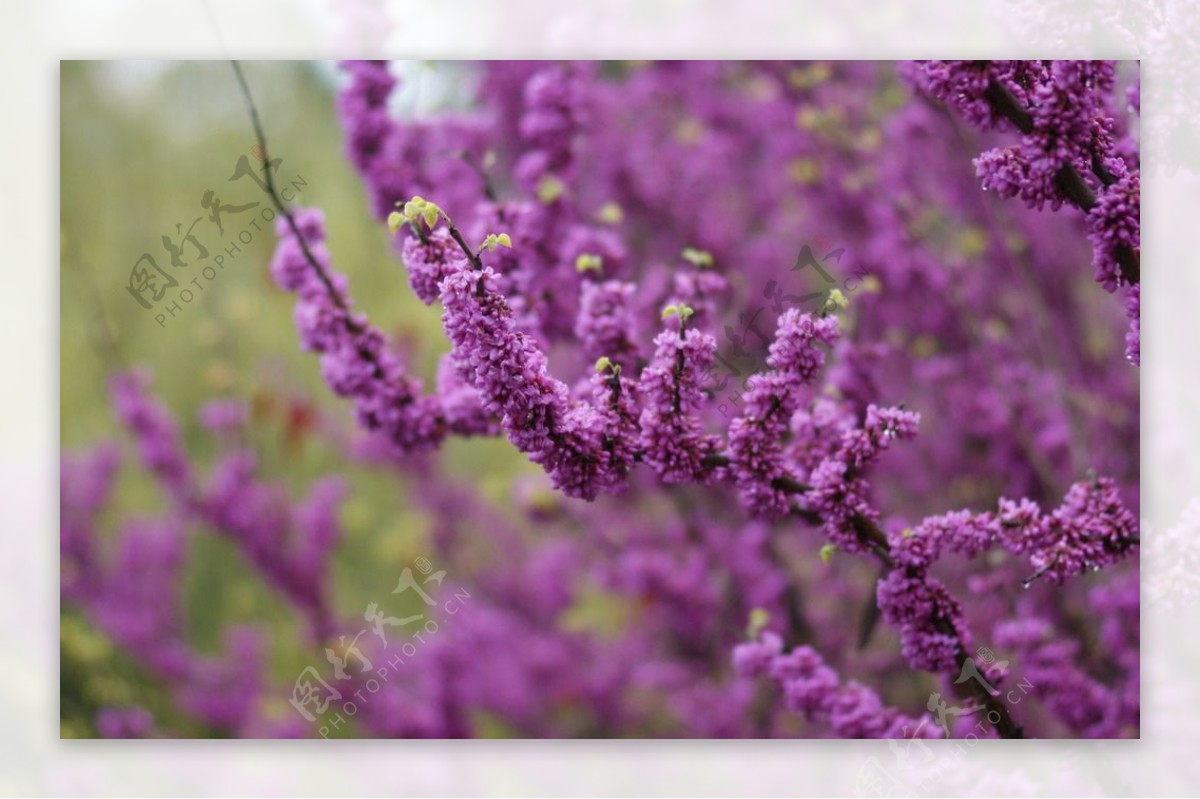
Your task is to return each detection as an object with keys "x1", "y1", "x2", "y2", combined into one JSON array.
[{"x1": 60, "y1": 61, "x2": 535, "y2": 737}]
